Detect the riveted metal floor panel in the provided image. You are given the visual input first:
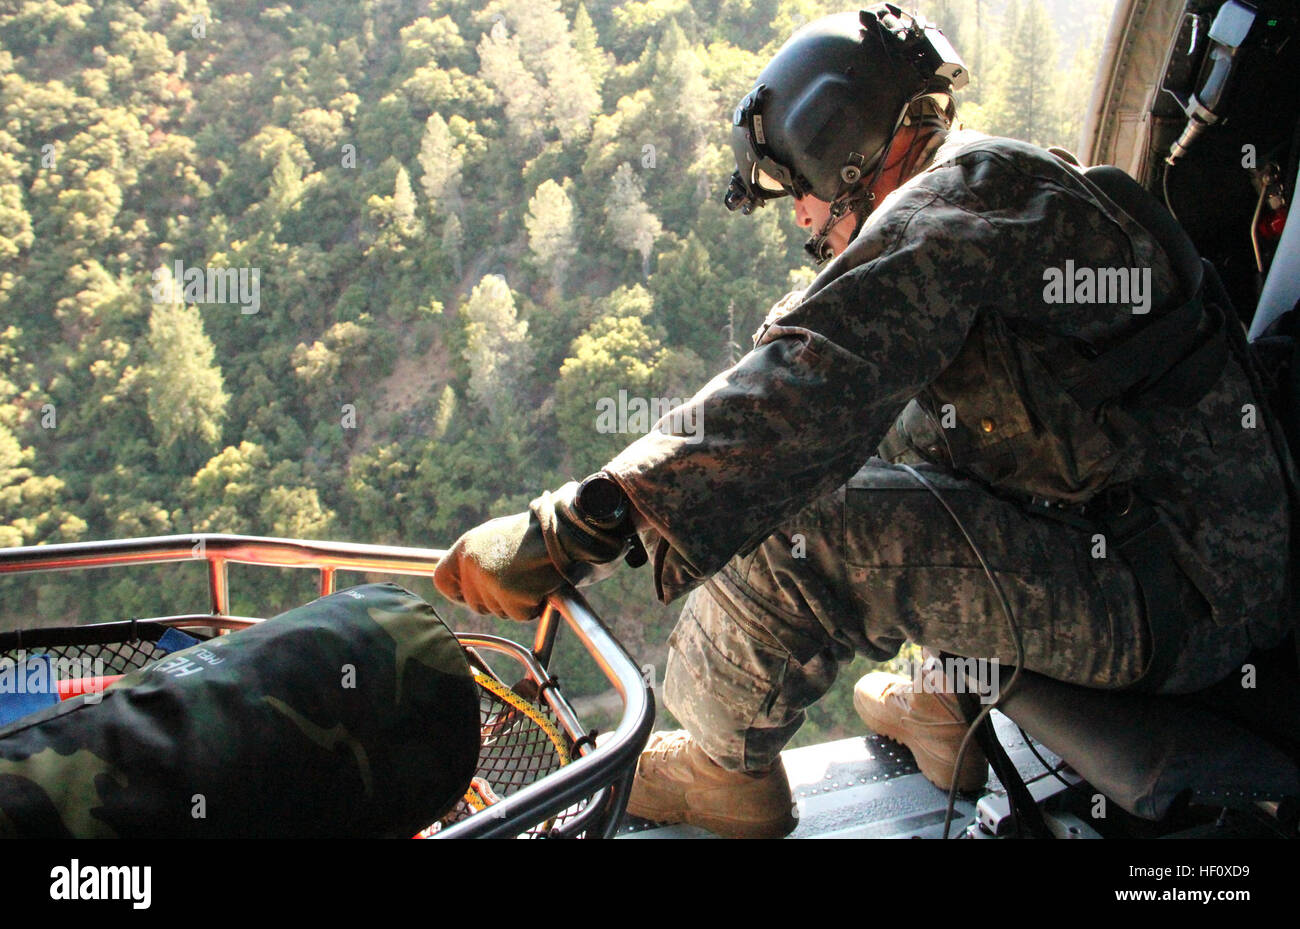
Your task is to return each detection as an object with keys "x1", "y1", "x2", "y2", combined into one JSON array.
[{"x1": 620, "y1": 711, "x2": 1065, "y2": 838}]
